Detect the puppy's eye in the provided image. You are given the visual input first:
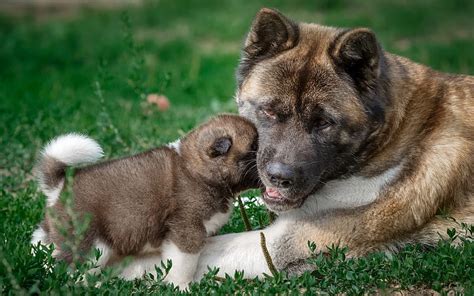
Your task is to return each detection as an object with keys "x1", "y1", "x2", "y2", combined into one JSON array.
[
  {"x1": 260, "y1": 108, "x2": 276, "y2": 120},
  {"x1": 313, "y1": 118, "x2": 332, "y2": 132}
]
